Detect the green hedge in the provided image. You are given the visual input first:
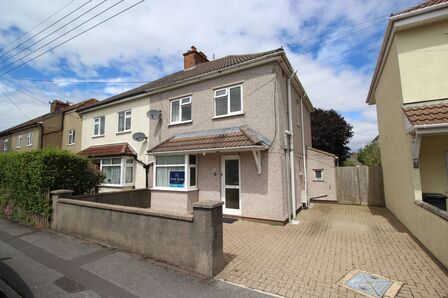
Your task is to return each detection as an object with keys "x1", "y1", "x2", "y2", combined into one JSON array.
[{"x1": 0, "y1": 148, "x2": 104, "y2": 223}]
